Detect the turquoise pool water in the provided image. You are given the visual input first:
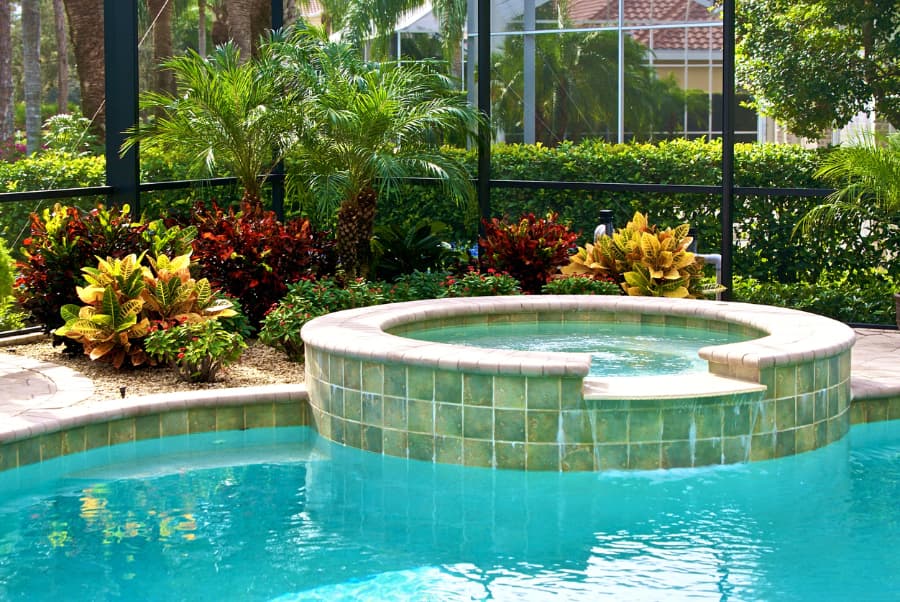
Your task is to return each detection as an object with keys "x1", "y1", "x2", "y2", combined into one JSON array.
[
  {"x1": 0, "y1": 422, "x2": 897, "y2": 600},
  {"x1": 402, "y1": 322, "x2": 751, "y2": 376}
]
